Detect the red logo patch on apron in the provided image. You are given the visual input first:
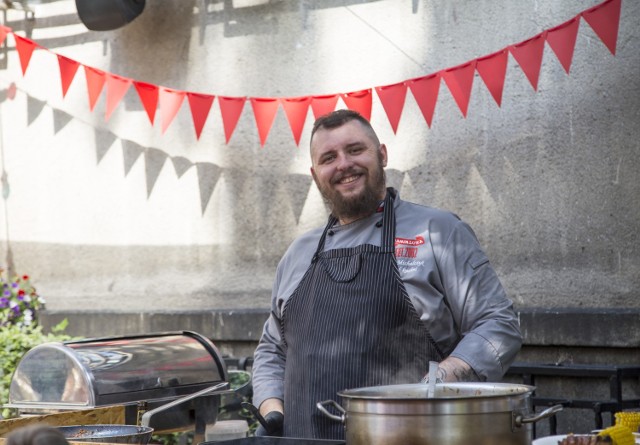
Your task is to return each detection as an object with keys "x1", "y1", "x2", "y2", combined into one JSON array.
[
  {"x1": 395, "y1": 236, "x2": 425, "y2": 246},
  {"x1": 394, "y1": 236, "x2": 425, "y2": 258}
]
